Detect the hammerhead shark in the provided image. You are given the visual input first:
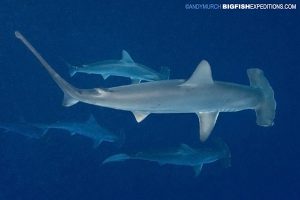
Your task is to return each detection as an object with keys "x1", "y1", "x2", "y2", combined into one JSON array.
[
  {"x1": 69, "y1": 50, "x2": 170, "y2": 84},
  {"x1": 0, "y1": 121, "x2": 45, "y2": 139},
  {"x1": 36, "y1": 115, "x2": 120, "y2": 147},
  {"x1": 15, "y1": 31, "x2": 276, "y2": 141},
  {"x1": 102, "y1": 138, "x2": 231, "y2": 176}
]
